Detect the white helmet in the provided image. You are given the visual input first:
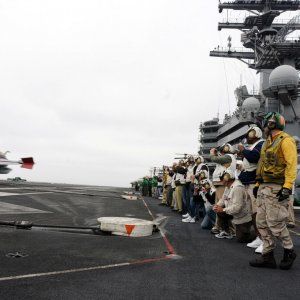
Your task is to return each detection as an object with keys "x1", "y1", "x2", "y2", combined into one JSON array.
[
  {"x1": 247, "y1": 124, "x2": 262, "y2": 139},
  {"x1": 200, "y1": 179, "x2": 211, "y2": 188},
  {"x1": 197, "y1": 169, "x2": 209, "y2": 180},
  {"x1": 195, "y1": 155, "x2": 204, "y2": 163},
  {"x1": 220, "y1": 169, "x2": 235, "y2": 181},
  {"x1": 188, "y1": 155, "x2": 195, "y2": 162},
  {"x1": 220, "y1": 143, "x2": 234, "y2": 154}
]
